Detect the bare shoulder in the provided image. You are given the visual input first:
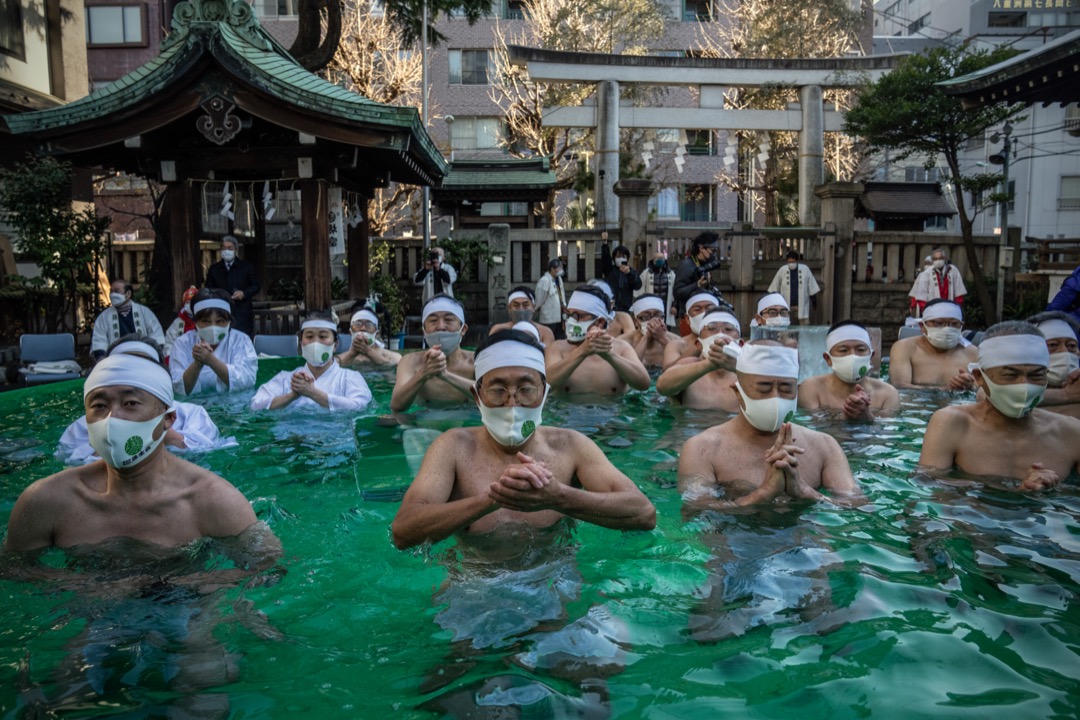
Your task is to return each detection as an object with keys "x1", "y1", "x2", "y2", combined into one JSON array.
[
  {"x1": 488, "y1": 321, "x2": 511, "y2": 335},
  {"x1": 800, "y1": 374, "x2": 827, "y2": 393},
  {"x1": 928, "y1": 402, "x2": 975, "y2": 427},
  {"x1": 791, "y1": 422, "x2": 839, "y2": 449},
  {"x1": 890, "y1": 337, "x2": 916, "y2": 357},
  {"x1": 546, "y1": 340, "x2": 571, "y2": 360},
  {"x1": 12, "y1": 465, "x2": 95, "y2": 510},
  {"x1": 682, "y1": 423, "x2": 728, "y2": 452}
]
